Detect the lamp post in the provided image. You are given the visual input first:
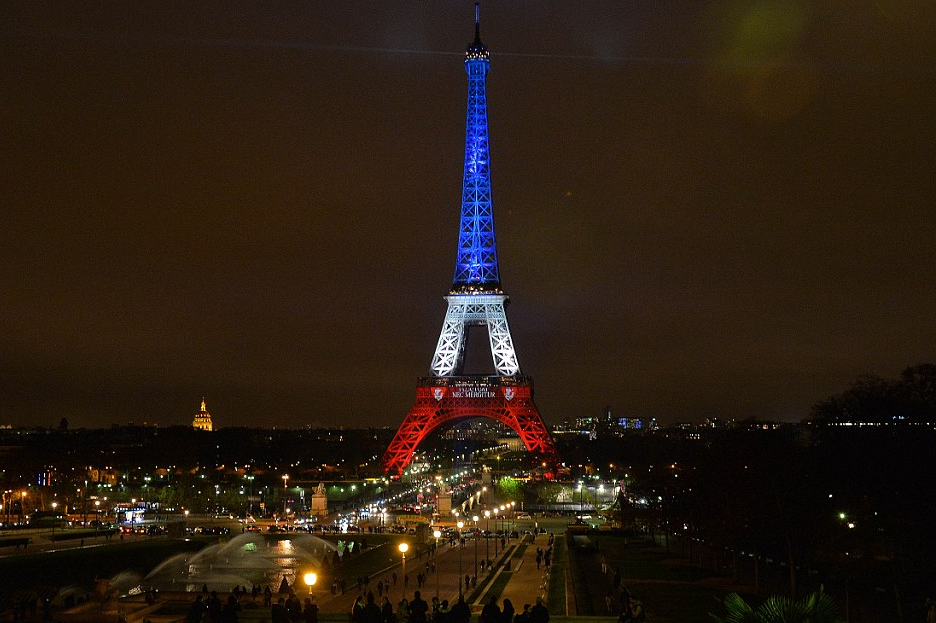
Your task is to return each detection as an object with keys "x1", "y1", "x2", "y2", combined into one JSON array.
[
  {"x1": 505, "y1": 503, "x2": 511, "y2": 541},
  {"x1": 433, "y1": 529, "x2": 442, "y2": 599},
  {"x1": 456, "y1": 520, "x2": 464, "y2": 597},
  {"x1": 398, "y1": 542, "x2": 409, "y2": 598},
  {"x1": 472, "y1": 515, "x2": 479, "y2": 578},
  {"x1": 578, "y1": 482, "x2": 584, "y2": 518},
  {"x1": 484, "y1": 510, "x2": 491, "y2": 566},
  {"x1": 51, "y1": 502, "x2": 58, "y2": 543},
  {"x1": 282, "y1": 475, "x2": 290, "y2": 516},
  {"x1": 304, "y1": 572, "x2": 317, "y2": 596},
  {"x1": 94, "y1": 500, "x2": 100, "y2": 539}
]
